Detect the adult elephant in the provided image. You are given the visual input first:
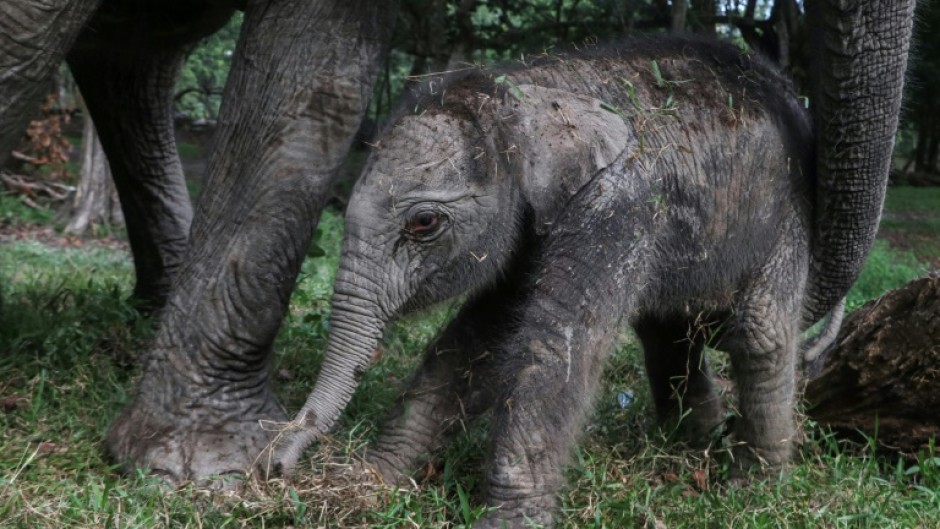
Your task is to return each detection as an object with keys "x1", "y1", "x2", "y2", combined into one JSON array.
[{"x1": 2, "y1": 0, "x2": 398, "y2": 482}]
